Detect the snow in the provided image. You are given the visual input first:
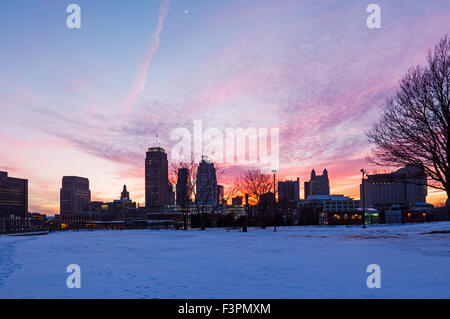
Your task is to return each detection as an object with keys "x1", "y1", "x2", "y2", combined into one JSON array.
[{"x1": 0, "y1": 222, "x2": 449, "y2": 299}]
